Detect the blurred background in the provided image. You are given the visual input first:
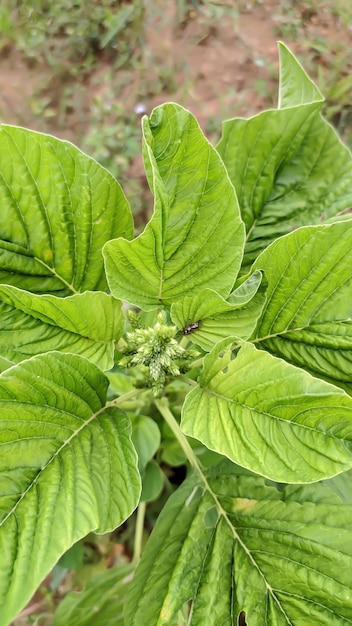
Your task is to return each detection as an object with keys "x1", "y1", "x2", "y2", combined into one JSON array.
[{"x1": 1, "y1": 0, "x2": 352, "y2": 227}]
